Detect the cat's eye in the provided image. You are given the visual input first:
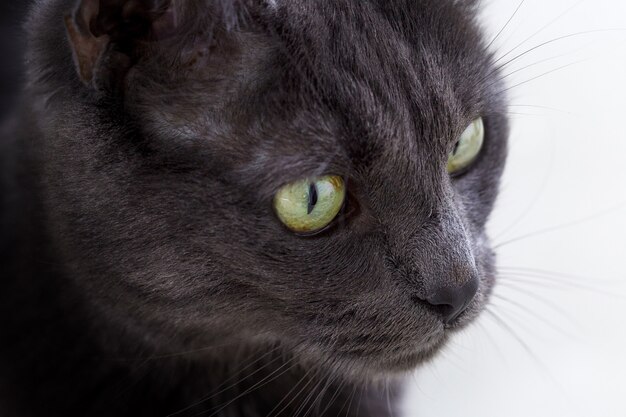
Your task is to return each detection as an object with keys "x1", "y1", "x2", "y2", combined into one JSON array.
[
  {"x1": 447, "y1": 117, "x2": 485, "y2": 175},
  {"x1": 274, "y1": 175, "x2": 346, "y2": 235}
]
